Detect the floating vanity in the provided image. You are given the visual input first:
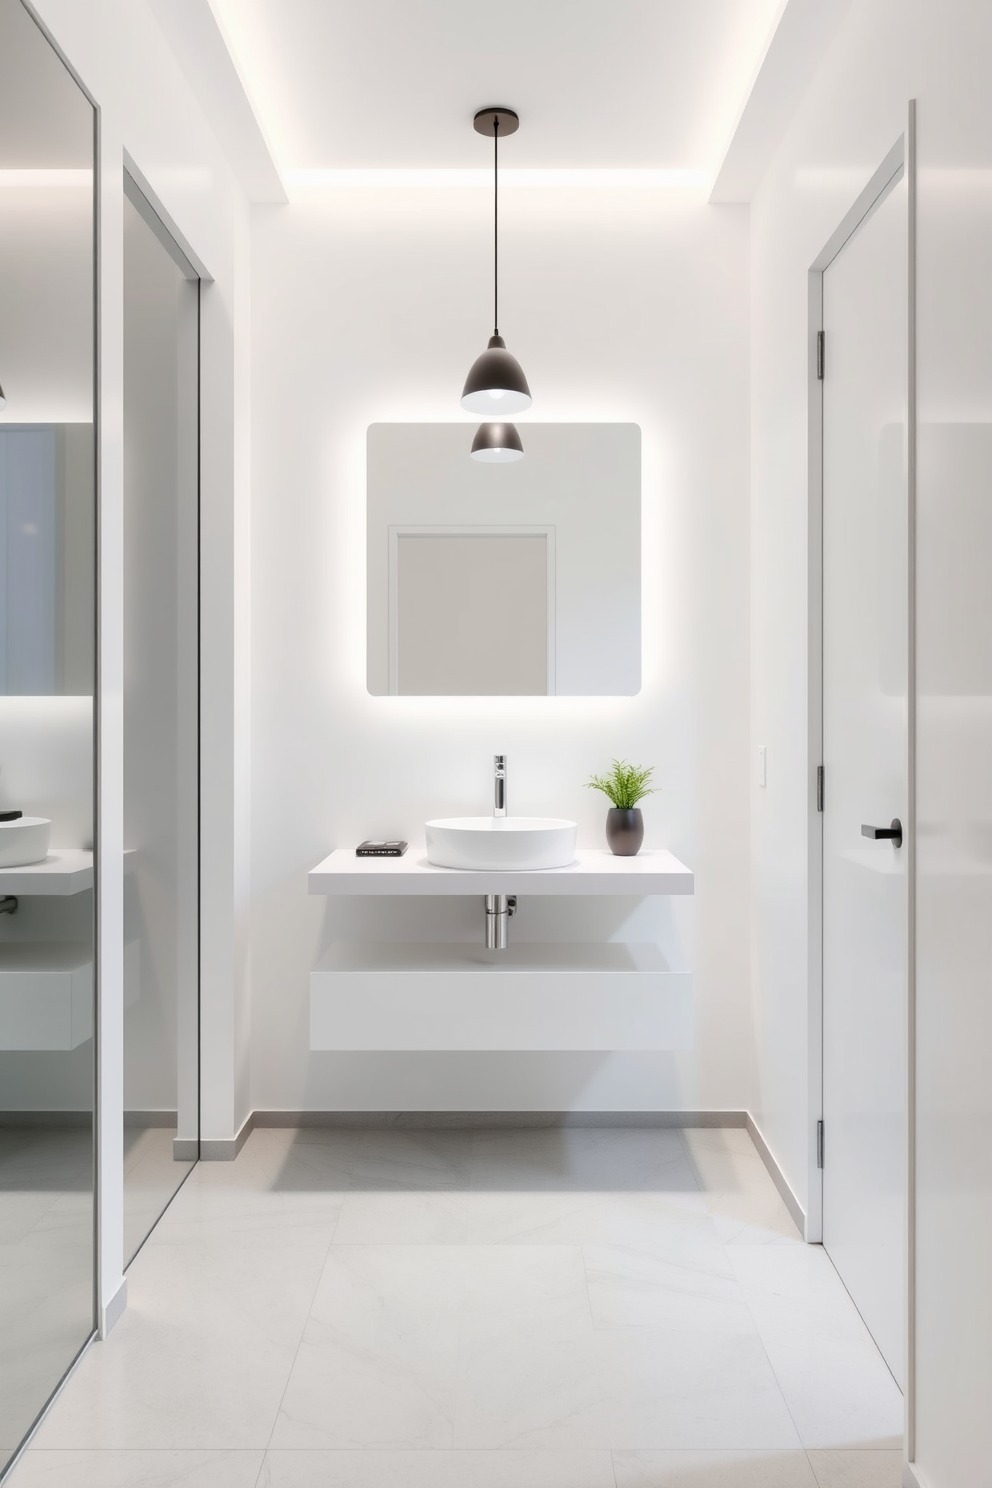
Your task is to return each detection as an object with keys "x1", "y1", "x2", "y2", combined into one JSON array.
[
  {"x1": 308, "y1": 846, "x2": 692, "y2": 896},
  {"x1": 308, "y1": 847, "x2": 694, "y2": 1052}
]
